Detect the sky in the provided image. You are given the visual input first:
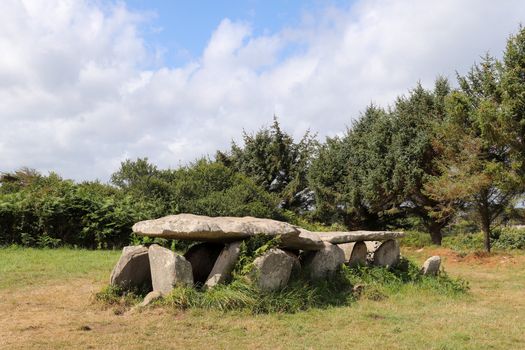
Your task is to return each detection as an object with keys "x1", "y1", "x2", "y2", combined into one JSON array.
[{"x1": 1, "y1": 0, "x2": 525, "y2": 181}]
